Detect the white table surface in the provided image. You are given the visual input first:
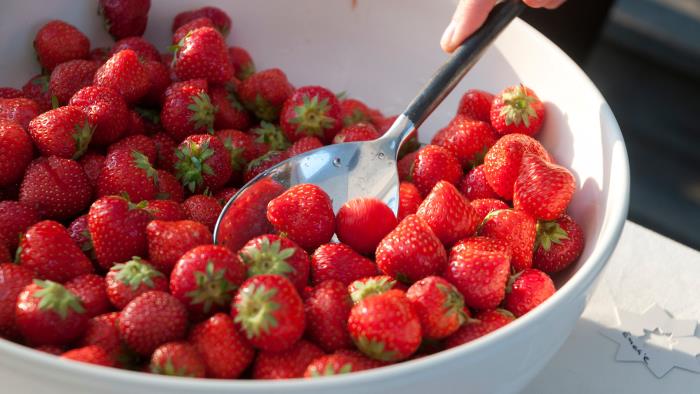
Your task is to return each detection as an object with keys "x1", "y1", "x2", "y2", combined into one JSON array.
[{"x1": 523, "y1": 220, "x2": 700, "y2": 394}]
